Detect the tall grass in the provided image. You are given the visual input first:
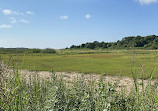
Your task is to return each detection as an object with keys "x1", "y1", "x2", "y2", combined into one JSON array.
[
  {"x1": 0, "y1": 58, "x2": 49, "y2": 111},
  {"x1": 1, "y1": 58, "x2": 158, "y2": 111}
]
